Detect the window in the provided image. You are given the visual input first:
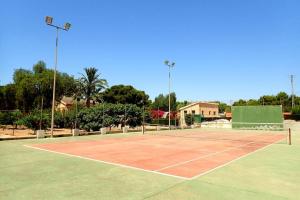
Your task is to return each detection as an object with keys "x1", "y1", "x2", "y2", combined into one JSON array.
[
  {"x1": 209, "y1": 111, "x2": 211, "y2": 115},
  {"x1": 192, "y1": 110, "x2": 195, "y2": 114},
  {"x1": 213, "y1": 111, "x2": 216, "y2": 115},
  {"x1": 201, "y1": 111, "x2": 204, "y2": 115},
  {"x1": 184, "y1": 111, "x2": 187, "y2": 114}
]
